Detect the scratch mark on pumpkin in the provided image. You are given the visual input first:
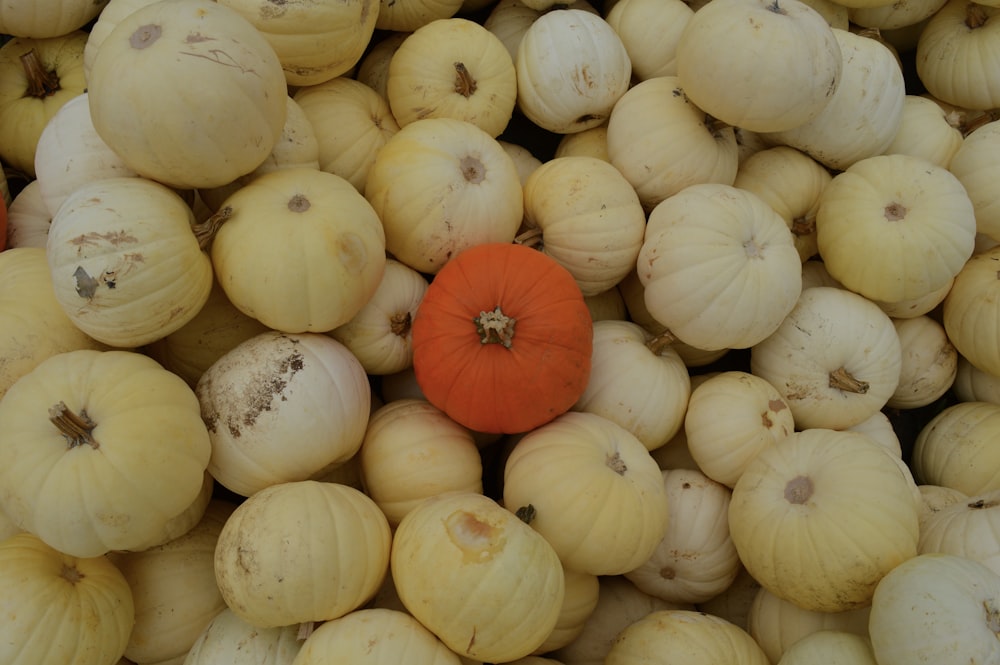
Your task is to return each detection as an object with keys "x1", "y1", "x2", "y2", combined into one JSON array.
[{"x1": 178, "y1": 49, "x2": 260, "y2": 78}]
